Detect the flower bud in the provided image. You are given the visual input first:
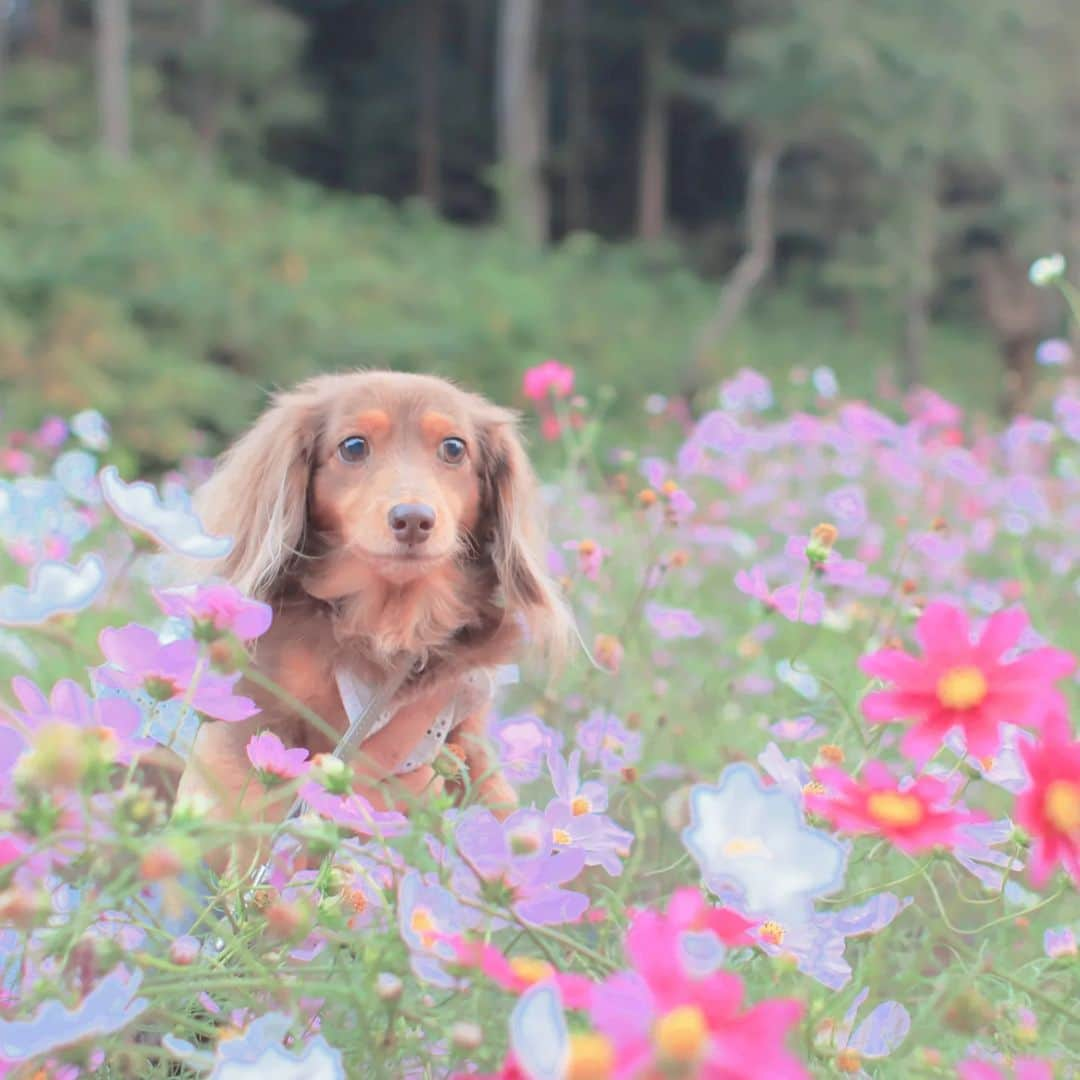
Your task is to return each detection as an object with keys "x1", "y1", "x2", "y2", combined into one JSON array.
[
  {"x1": 169, "y1": 935, "x2": 201, "y2": 965},
  {"x1": 310, "y1": 754, "x2": 353, "y2": 795},
  {"x1": 835, "y1": 1048, "x2": 862, "y2": 1073},
  {"x1": 139, "y1": 836, "x2": 198, "y2": 881},
  {"x1": 636, "y1": 488, "x2": 658, "y2": 508},
  {"x1": 1029, "y1": 253, "x2": 1066, "y2": 287},
  {"x1": 264, "y1": 898, "x2": 314, "y2": 941},
  {"x1": 451, "y1": 1022, "x2": 484, "y2": 1051},
  {"x1": 433, "y1": 744, "x2": 468, "y2": 781},
  {"x1": 376, "y1": 972, "x2": 403, "y2": 1001},
  {"x1": 805, "y1": 523, "x2": 838, "y2": 566},
  {"x1": 593, "y1": 634, "x2": 624, "y2": 674}
]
